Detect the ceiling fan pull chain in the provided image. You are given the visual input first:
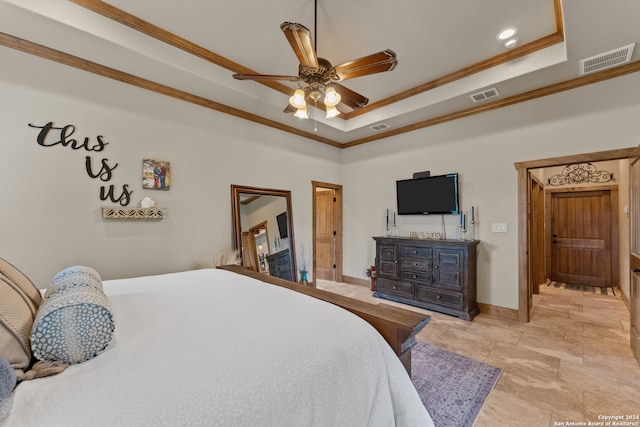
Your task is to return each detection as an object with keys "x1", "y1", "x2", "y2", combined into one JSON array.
[{"x1": 314, "y1": 99, "x2": 318, "y2": 132}]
